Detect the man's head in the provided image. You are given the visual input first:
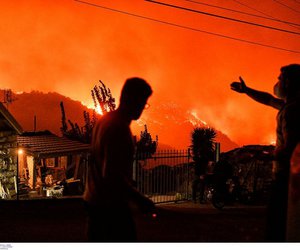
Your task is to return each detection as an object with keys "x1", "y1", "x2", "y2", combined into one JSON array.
[
  {"x1": 274, "y1": 64, "x2": 300, "y2": 99},
  {"x1": 119, "y1": 77, "x2": 153, "y2": 120}
]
